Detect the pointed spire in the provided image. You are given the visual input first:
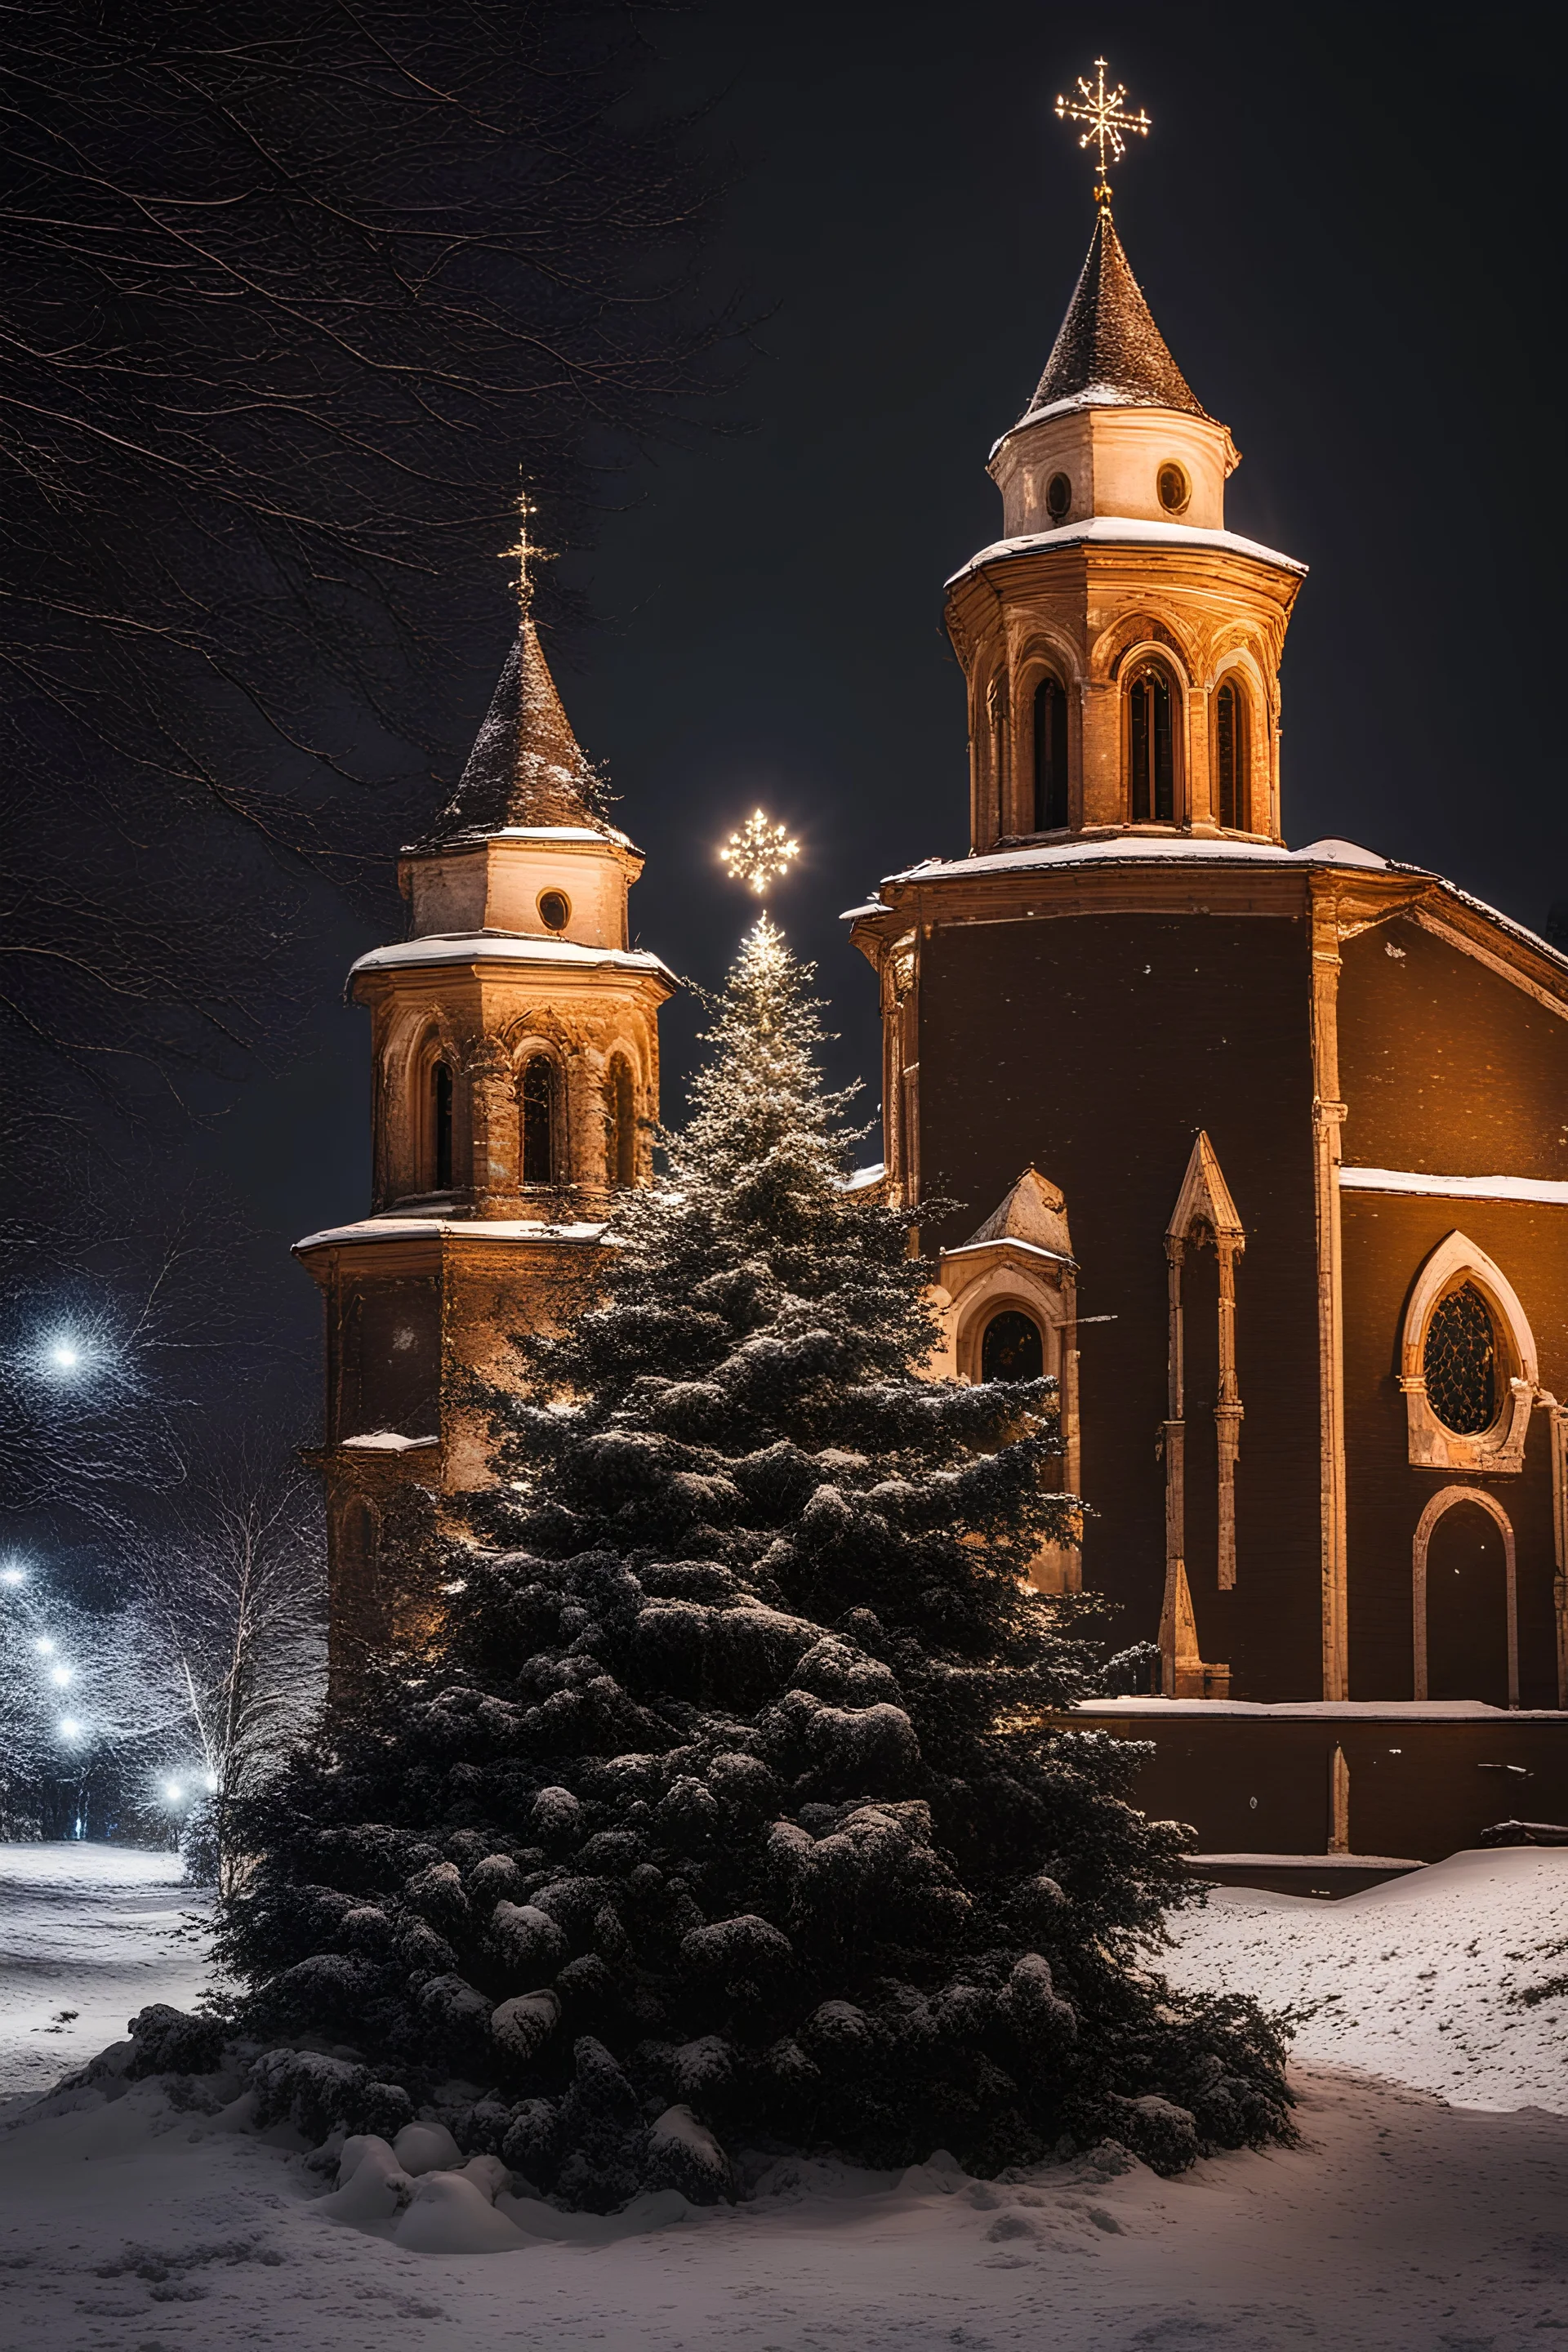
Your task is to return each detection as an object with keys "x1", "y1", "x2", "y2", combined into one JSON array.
[
  {"x1": 1022, "y1": 212, "x2": 1207, "y2": 425},
  {"x1": 422, "y1": 617, "x2": 605, "y2": 847}
]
